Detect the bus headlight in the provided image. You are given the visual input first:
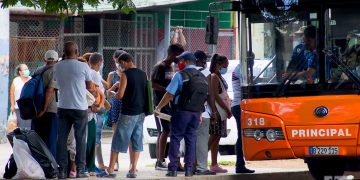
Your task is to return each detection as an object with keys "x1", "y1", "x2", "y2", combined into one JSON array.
[
  {"x1": 254, "y1": 129, "x2": 264, "y2": 141},
  {"x1": 266, "y1": 129, "x2": 277, "y2": 142},
  {"x1": 243, "y1": 128, "x2": 285, "y2": 142}
]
